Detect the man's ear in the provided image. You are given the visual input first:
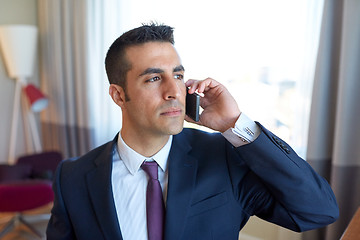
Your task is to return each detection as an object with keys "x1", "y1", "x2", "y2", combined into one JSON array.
[{"x1": 109, "y1": 84, "x2": 127, "y2": 108}]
